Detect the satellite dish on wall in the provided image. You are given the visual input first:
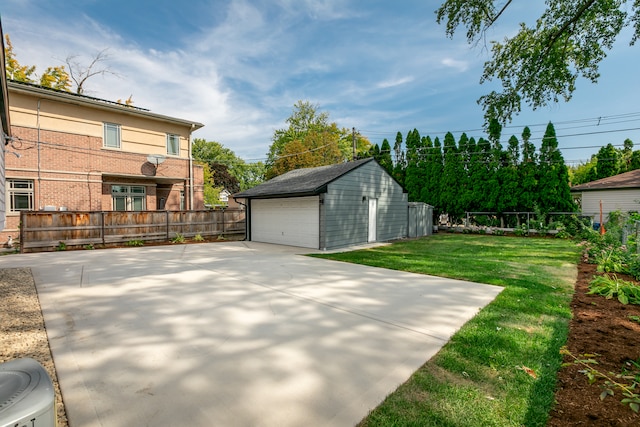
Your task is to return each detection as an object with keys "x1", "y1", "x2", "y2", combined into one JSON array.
[{"x1": 146, "y1": 154, "x2": 166, "y2": 166}]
